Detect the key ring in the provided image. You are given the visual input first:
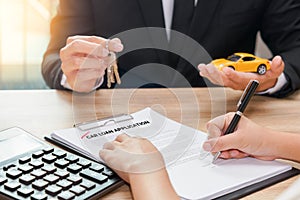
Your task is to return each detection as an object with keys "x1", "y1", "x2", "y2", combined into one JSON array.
[
  {"x1": 105, "y1": 39, "x2": 110, "y2": 51},
  {"x1": 105, "y1": 38, "x2": 121, "y2": 88},
  {"x1": 105, "y1": 39, "x2": 112, "y2": 73}
]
